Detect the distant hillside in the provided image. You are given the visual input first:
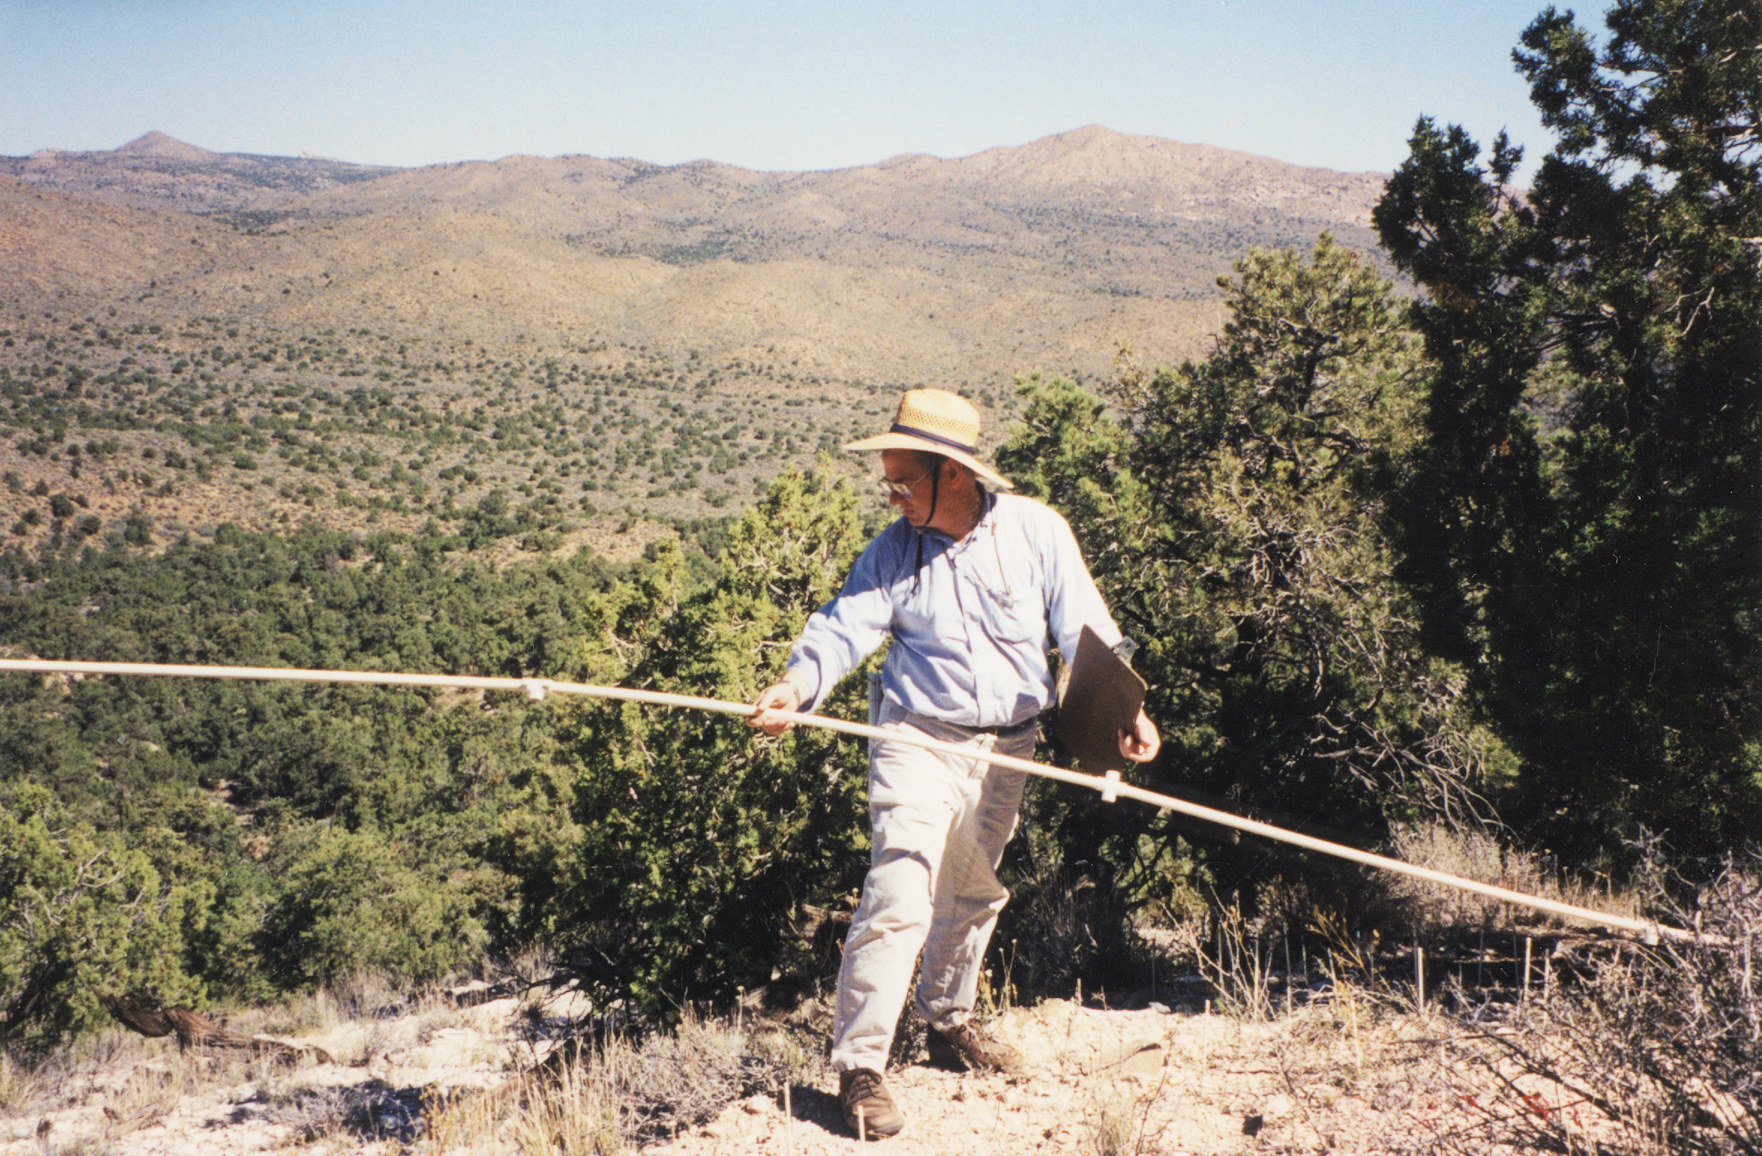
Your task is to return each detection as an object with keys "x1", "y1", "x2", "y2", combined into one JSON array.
[
  {"x1": 0, "y1": 131, "x2": 397, "y2": 214},
  {"x1": 0, "y1": 127, "x2": 1391, "y2": 550},
  {"x1": 1, "y1": 126, "x2": 1386, "y2": 384}
]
